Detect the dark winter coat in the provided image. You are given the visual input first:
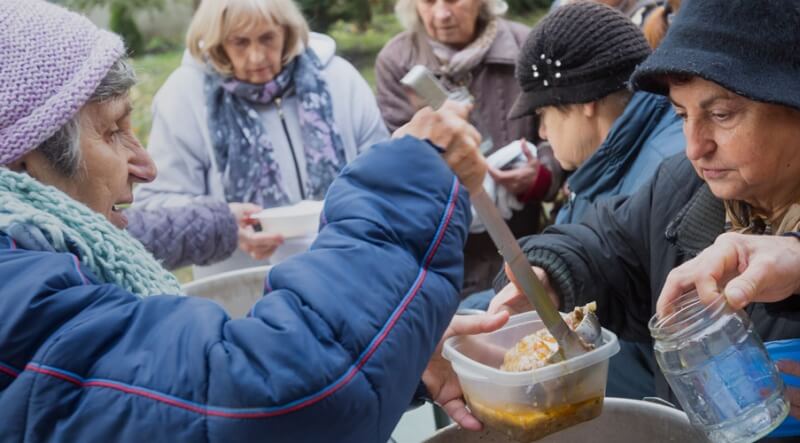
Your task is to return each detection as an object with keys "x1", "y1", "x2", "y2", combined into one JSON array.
[
  {"x1": 556, "y1": 92, "x2": 684, "y2": 224},
  {"x1": 496, "y1": 154, "x2": 800, "y2": 397}
]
